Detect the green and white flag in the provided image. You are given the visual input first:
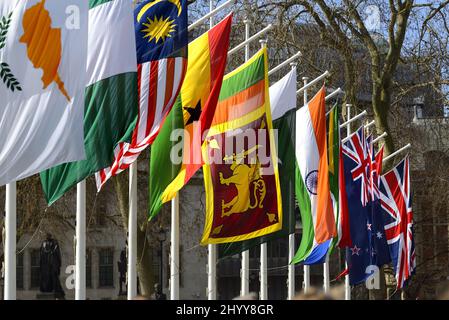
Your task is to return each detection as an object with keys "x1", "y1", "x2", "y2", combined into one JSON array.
[
  {"x1": 41, "y1": 0, "x2": 138, "y2": 205},
  {"x1": 0, "y1": 0, "x2": 88, "y2": 185}
]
